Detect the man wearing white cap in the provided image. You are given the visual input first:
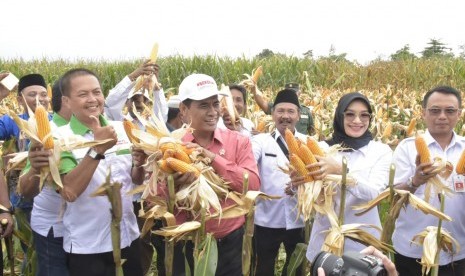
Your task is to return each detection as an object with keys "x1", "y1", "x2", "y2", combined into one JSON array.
[
  {"x1": 166, "y1": 95, "x2": 183, "y2": 131},
  {"x1": 158, "y1": 73, "x2": 260, "y2": 275},
  {"x1": 104, "y1": 60, "x2": 168, "y2": 128}
]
